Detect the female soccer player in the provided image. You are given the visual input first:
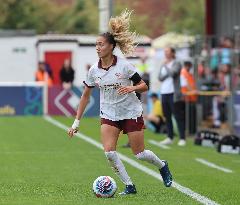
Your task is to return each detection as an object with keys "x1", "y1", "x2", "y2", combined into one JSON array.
[{"x1": 68, "y1": 10, "x2": 172, "y2": 195}]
